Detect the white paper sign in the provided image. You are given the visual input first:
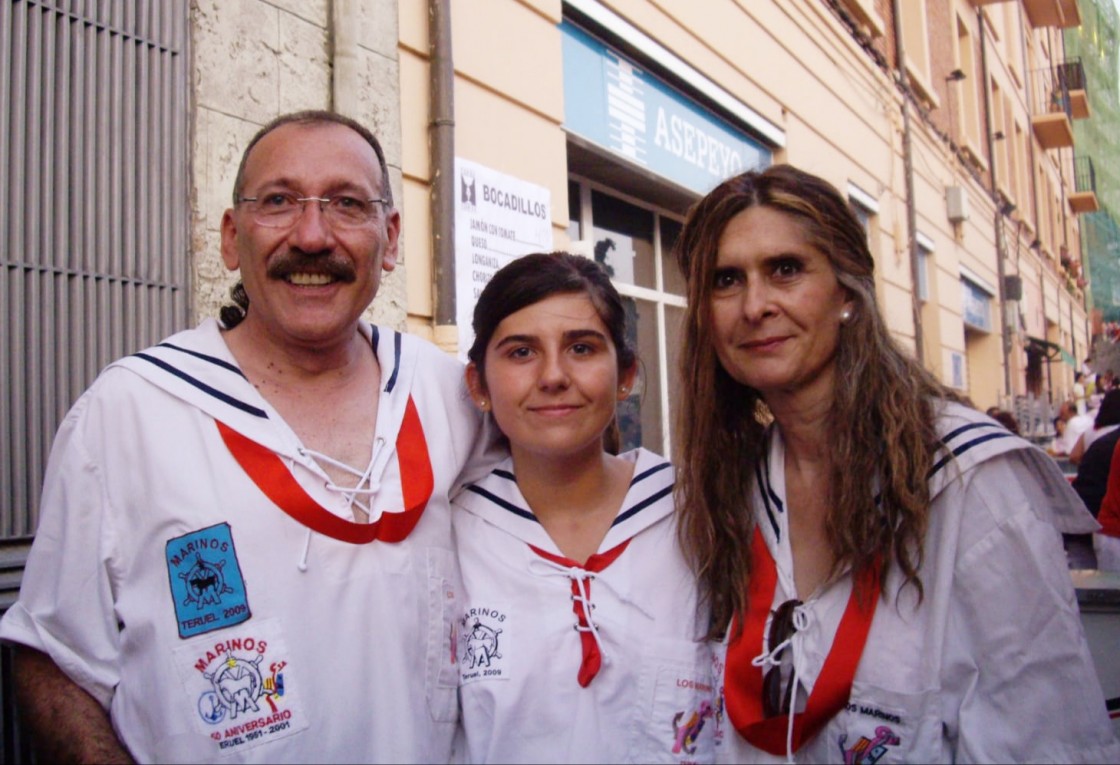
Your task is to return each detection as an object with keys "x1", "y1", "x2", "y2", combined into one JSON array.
[{"x1": 455, "y1": 158, "x2": 553, "y2": 360}]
